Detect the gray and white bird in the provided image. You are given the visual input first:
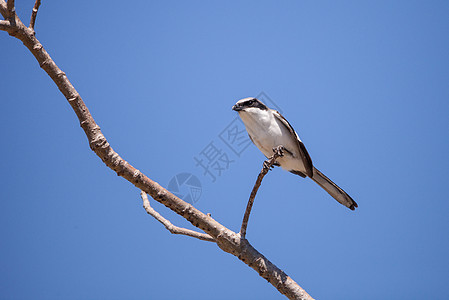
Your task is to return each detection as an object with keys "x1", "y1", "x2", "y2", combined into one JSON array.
[{"x1": 232, "y1": 97, "x2": 357, "y2": 210}]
